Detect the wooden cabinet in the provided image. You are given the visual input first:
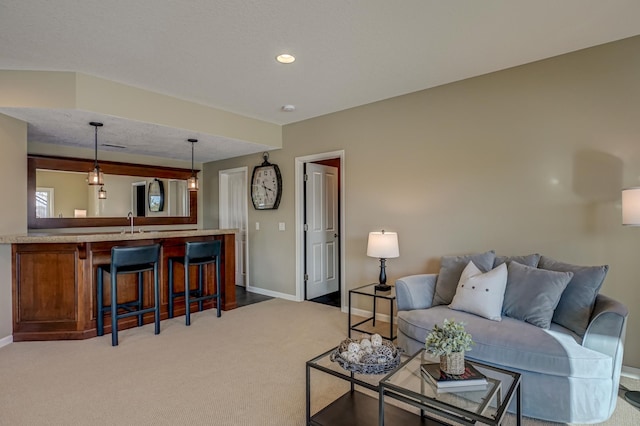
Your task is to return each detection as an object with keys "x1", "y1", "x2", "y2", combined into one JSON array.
[{"x1": 11, "y1": 232, "x2": 236, "y2": 341}]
